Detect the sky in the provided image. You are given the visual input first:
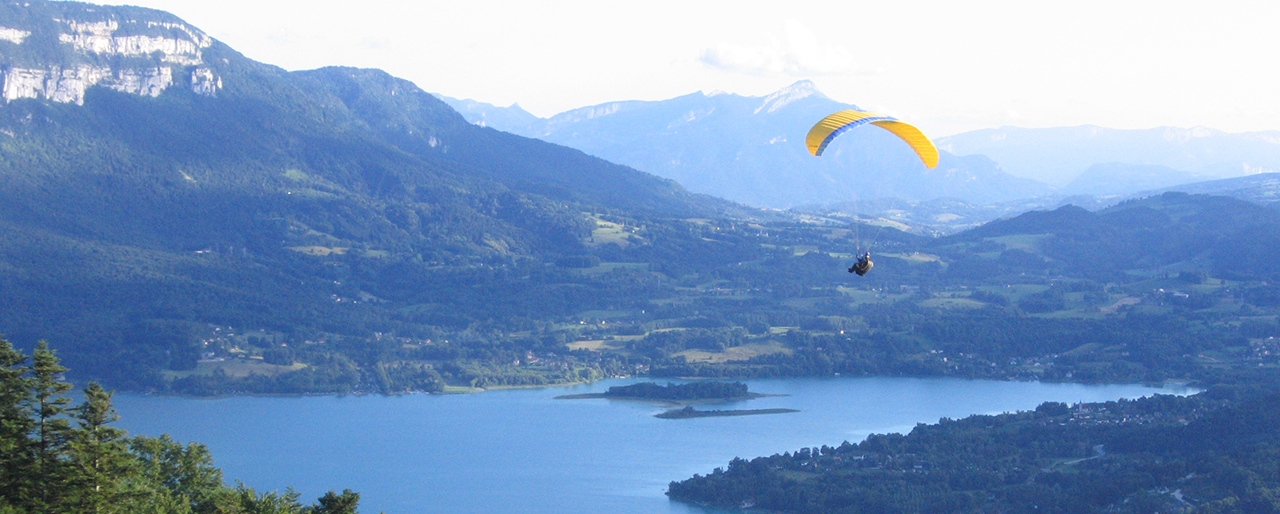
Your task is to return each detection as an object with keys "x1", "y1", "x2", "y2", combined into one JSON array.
[{"x1": 104, "y1": 0, "x2": 1280, "y2": 136}]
